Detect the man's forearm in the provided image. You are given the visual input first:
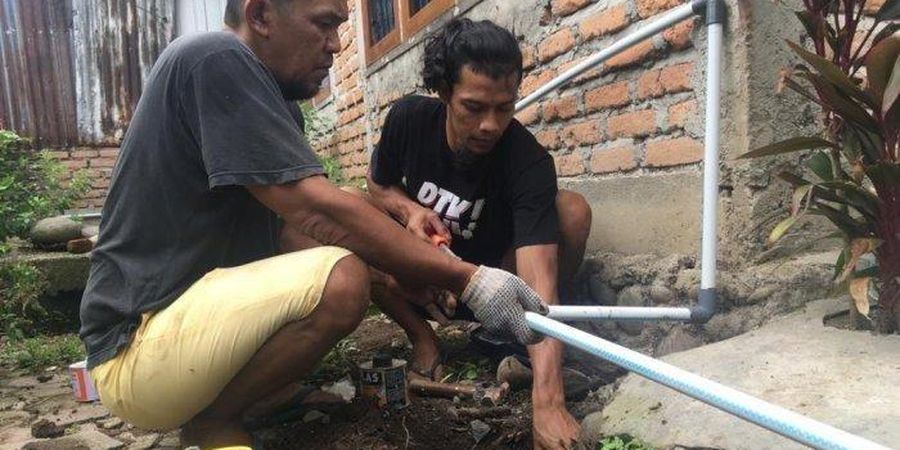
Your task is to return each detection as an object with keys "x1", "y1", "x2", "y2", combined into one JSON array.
[
  {"x1": 516, "y1": 244, "x2": 567, "y2": 407},
  {"x1": 249, "y1": 176, "x2": 473, "y2": 295},
  {"x1": 367, "y1": 175, "x2": 422, "y2": 225}
]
